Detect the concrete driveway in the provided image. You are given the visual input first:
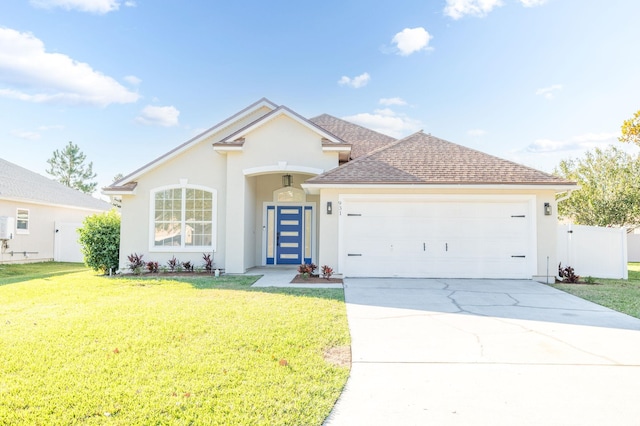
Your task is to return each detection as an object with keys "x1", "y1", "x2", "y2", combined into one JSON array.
[{"x1": 324, "y1": 279, "x2": 640, "y2": 426}]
